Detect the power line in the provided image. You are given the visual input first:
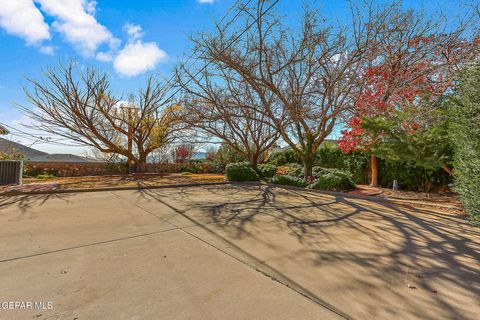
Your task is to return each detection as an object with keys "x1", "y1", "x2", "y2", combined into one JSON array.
[
  {"x1": 163, "y1": 0, "x2": 280, "y2": 105},
  {"x1": 4, "y1": 0, "x2": 256, "y2": 146},
  {"x1": 4, "y1": 0, "x2": 280, "y2": 149},
  {"x1": 163, "y1": 0, "x2": 254, "y2": 88}
]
